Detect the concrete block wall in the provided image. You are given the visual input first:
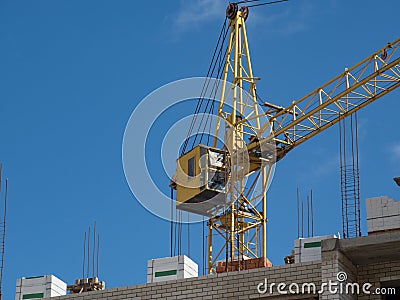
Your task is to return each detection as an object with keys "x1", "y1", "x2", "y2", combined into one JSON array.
[
  {"x1": 147, "y1": 255, "x2": 198, "y2": 283},
  {"x1": 319, "y1": 233, "x2": 400, "y2": 300},
  {"x1": 366, "y1": 196, "x2": 400, "y2": 233},
  {"x1": 37, "y1": 233, "x2": 399, "y2": 300},
  {"x1": 16, "y1": 275, "x2": 67, "y2": 300},
  {"x1": 357, "y1": 260, "x2": 400, "y2": 300},
  {"x1": 294, "y1": 234, "x2": 337, "y2": 263},
  {"x1": 320, "y1": 239, "x2": 357, "y2": 300},
  {"x1": 46, "y1": 261, "x2": 321, "y2": 300}
]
